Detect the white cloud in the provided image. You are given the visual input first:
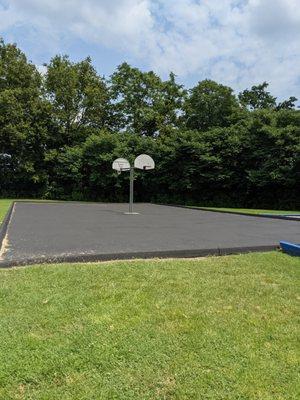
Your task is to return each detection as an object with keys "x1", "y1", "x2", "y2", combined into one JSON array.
[{"x1": 0, "y1": 0, "x2": 299, "y2": 100}]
